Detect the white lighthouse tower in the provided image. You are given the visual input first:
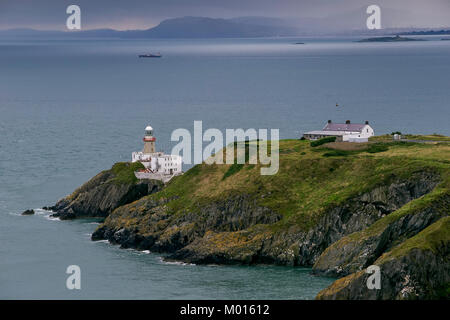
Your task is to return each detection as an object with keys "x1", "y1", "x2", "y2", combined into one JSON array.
[
  {"x1": 143, "y1": 125, "x2": 156, "y2": 154},
  {"x1": 131, "y1": 124, "x2": 183, "y2": 182}
]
